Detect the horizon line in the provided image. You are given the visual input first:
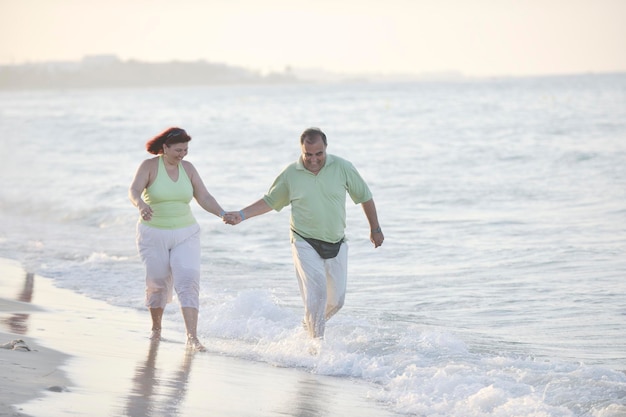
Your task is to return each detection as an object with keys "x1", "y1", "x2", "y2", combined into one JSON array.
[{"x1": 1, "y1": 55, "x2": 625, "y2": 81}]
